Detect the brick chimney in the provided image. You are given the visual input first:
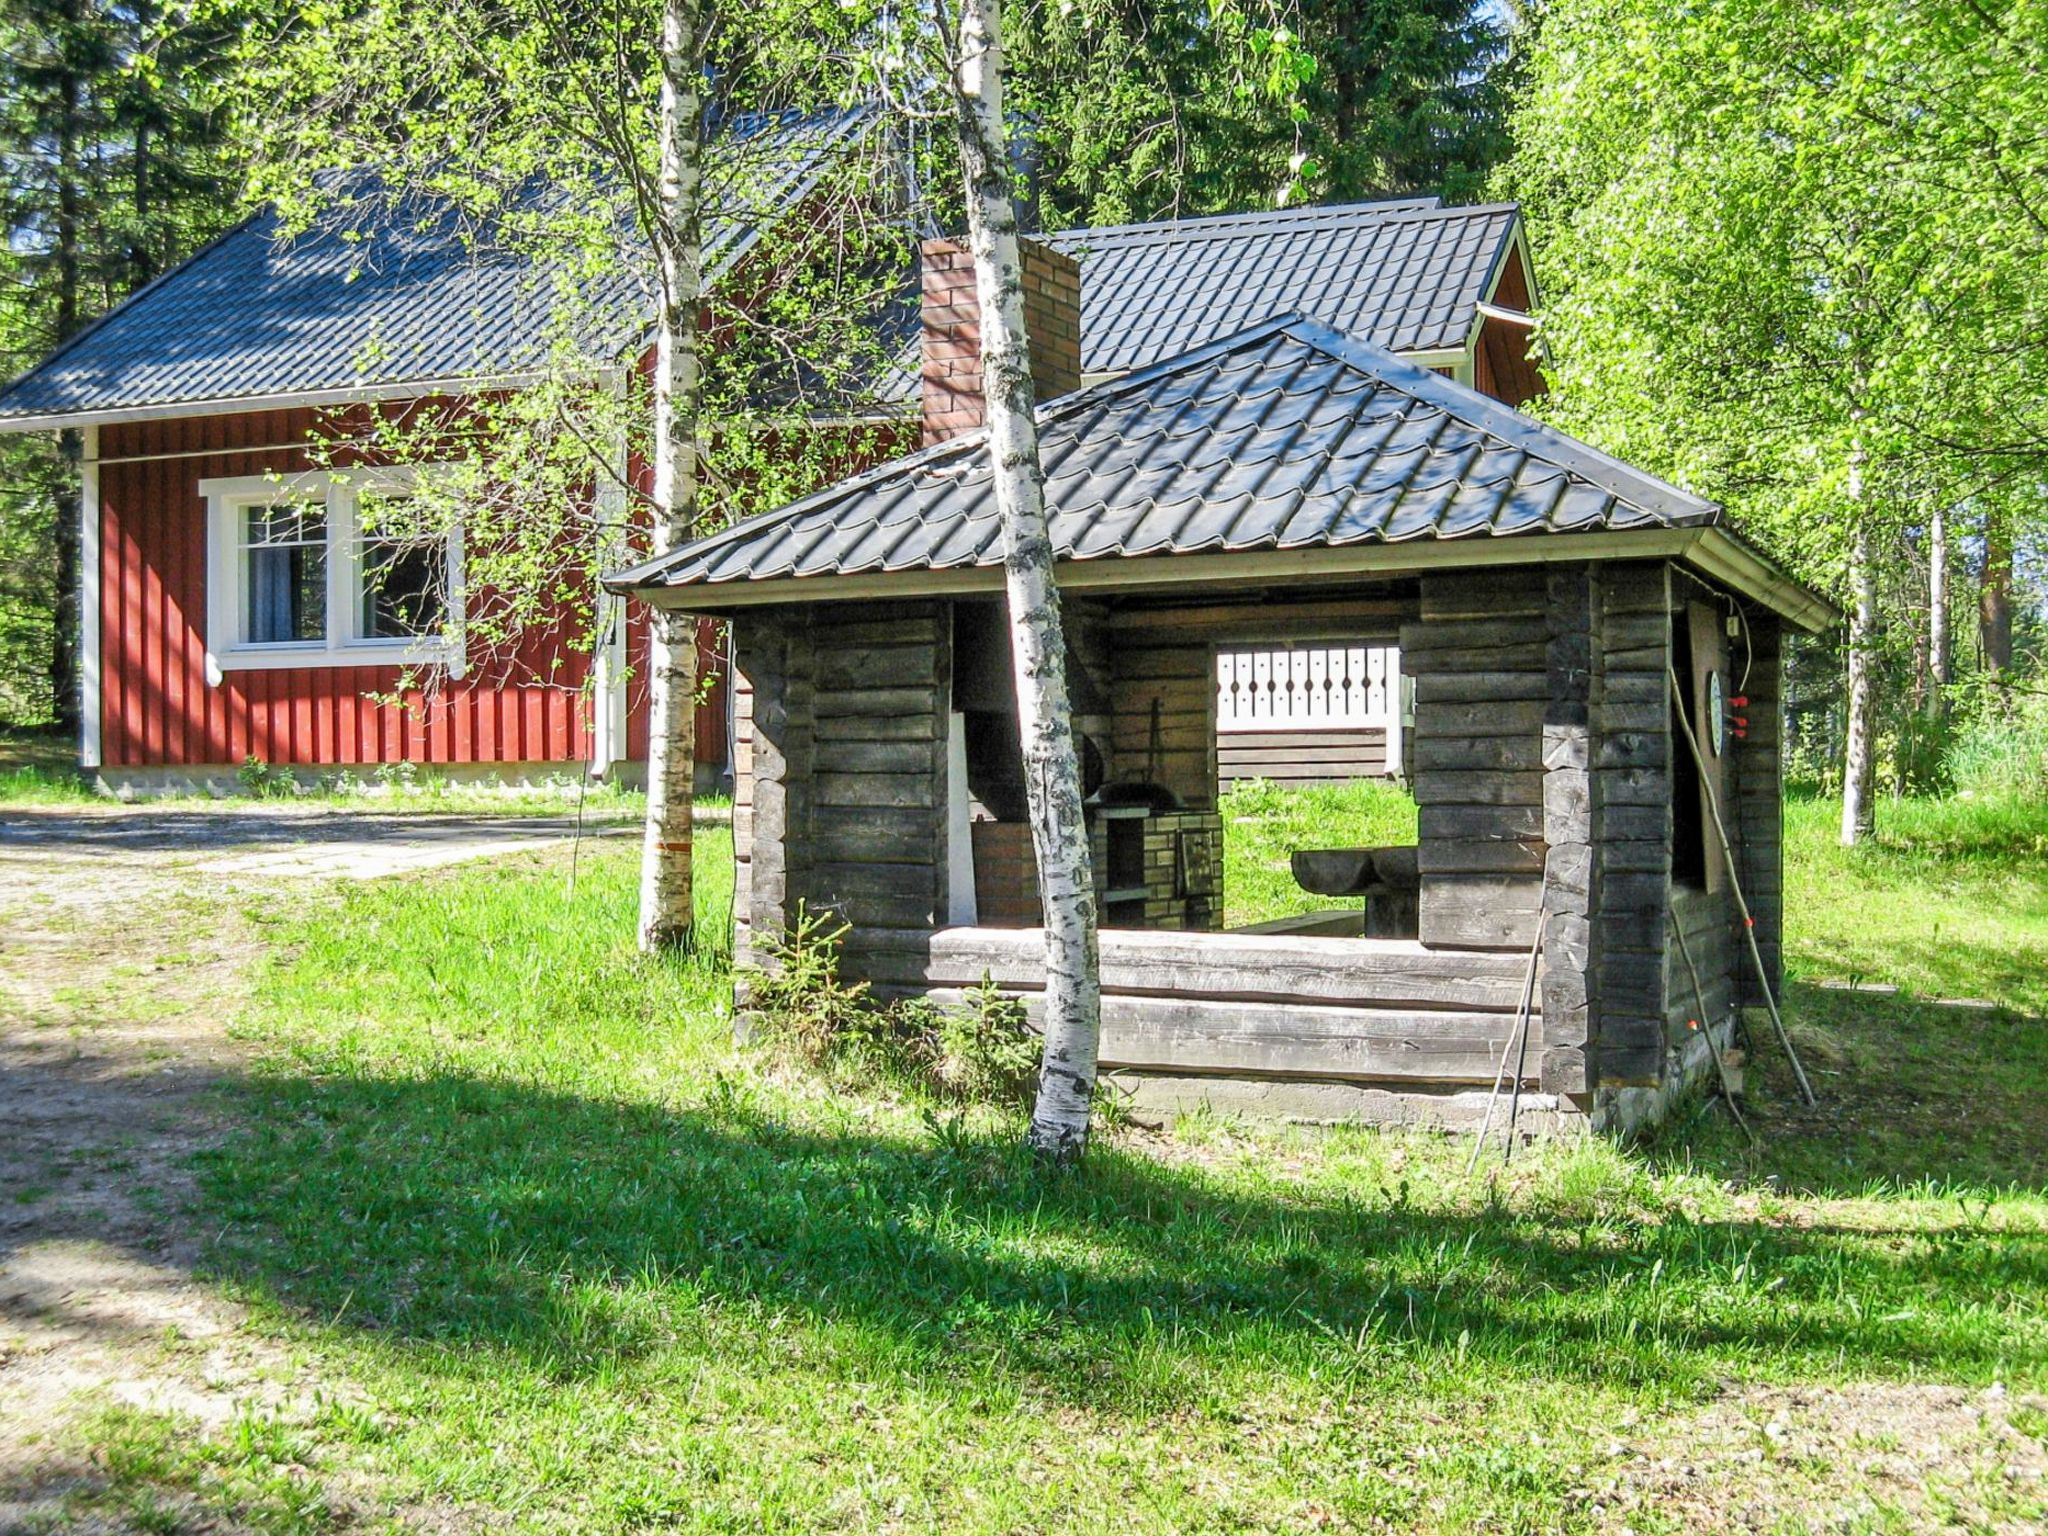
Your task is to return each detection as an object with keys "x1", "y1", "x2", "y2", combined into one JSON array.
[{"x1": 921, "y1": 236, "x2": 1082, "y2": 448}]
